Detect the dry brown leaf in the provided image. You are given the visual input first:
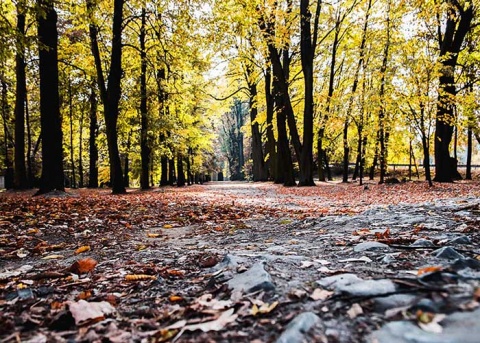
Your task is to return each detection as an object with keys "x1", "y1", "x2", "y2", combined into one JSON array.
[
  {"x1": 68, "y1": 300, "x2": 116, "y2": 325},
  {"x1": 417, "y1": 266, "x2": 442, "y2": 276},
  {"x1": 169, "y1": 295, "x2": 183, "y2": 302},
  {"x1": 310, "y1": 288, "x2": 333, "y2": 301},
  {"x1": 41, "y1": 254, "x2": 64, "y2": 260},
  {"x1": 147, "y1": 233, "x2": 161, "y2": 238}
]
